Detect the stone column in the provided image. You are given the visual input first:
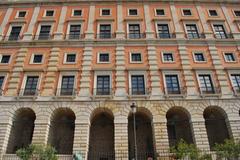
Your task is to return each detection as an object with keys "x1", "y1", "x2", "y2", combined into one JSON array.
[
  {"x1": 0, "y1": 8, "x2": 12, "y2": 40},
  {"x1": 31, "y1": 122, "x2": 50, "y2": 145},
  {"x1": 54, "y1": 6, "x2": 67, "y2": 40},
  {"x1": 114, "y1": 45, "x2": 127, "y2": 99},
  {"x1": 0, "y1": 121, "x2": 12, "y2": 159},
  {"x1": 116, "y1": 2, "x2": 125, "y2": 39},
  {"x1": 178, "y1": 44, "x2": 197, "y2": 98},
  {"x1": 170, "y1": 3, "x2": 184, "y2": 39},
  {"x1": 78, "y1": 46, "x2": 93, "y2": 100},
  {"x1": 85, "y1": 4, "x2": 95, "y2": 39},
  {"x1": 191, "y1": 118, "x2": 210, "y2": 151},
  {"x1": 41, "y1": 48, "x2": 60, "y2": 97},
  {"x1": 6, "y1": 48, "x2": 28, "y2": 96},
  {"x1": 114, "y1": 118, "x2": 128, "y2": 160},
  {"x1": 23, "y1": 6, "x2": 40, "y2": 41},
  {"x1": 147, "y1": 45, "x2": 163, "y2": 100},
  {"x1": 208, "y1": 44, "x2": 232, "y2": 98},
  {"x1": 143, "y1": 3, "x2": 154, "y2": 39},
  {"x1": 196, "y1": 4, "x2": 213, "y2": 39},
  {"x1": 73, "y1": 123, "x2": 90, "y2": 160},
  {"x1": 226, "y1": 111, "x2": 240, "y2": 140}
]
